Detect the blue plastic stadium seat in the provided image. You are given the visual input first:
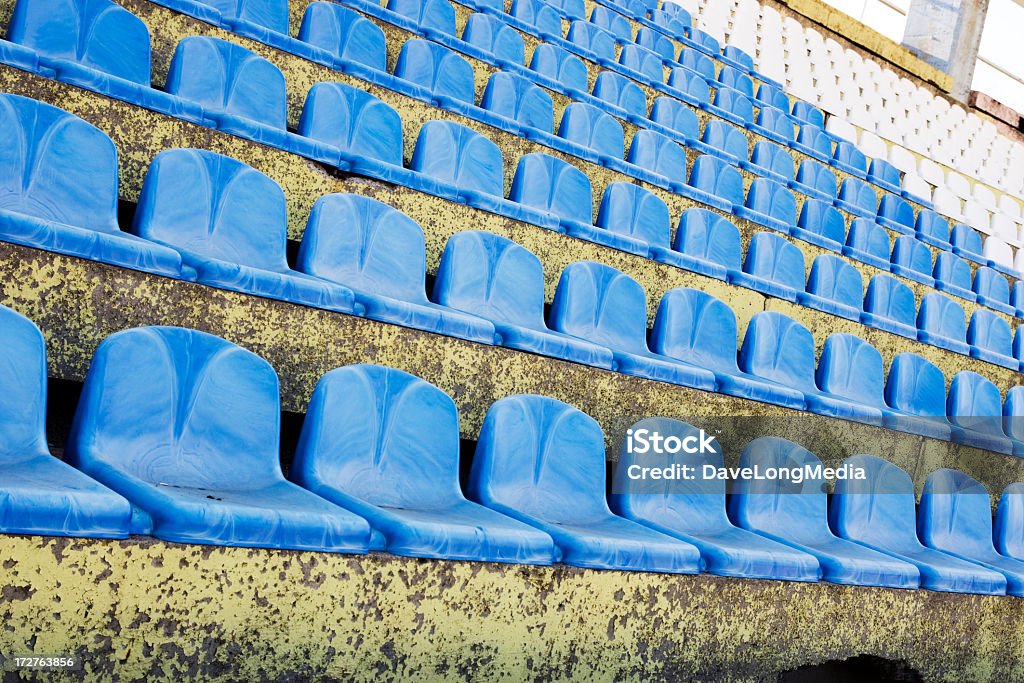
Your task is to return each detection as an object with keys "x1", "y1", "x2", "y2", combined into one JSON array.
[
  {"x1": 722, "y1": 45, "x2": 755, "y2": 71},
  {"x1": 651, "y1": 288, "x2": 806, "y2": 408},
  {"x1": 951, "y1": 223, "x2": 986, "y2": 265},
  {"x1": 831, "y1": 456, "x2": 1005, "y2": 595},
  {"x1": 296, "y1": 194, "x2": 496, "y2": 344},
  {"x1": 667, "y1": 65, "x2": 712, "y2": 107},
  {"x1": 717, "y1": 66, "x2": 753, "y2": 96},
  {"x1": 735, "y1": 232, "x2": 805, "y2": 302},
  {"x1": 755, "y1": 83, "x2": 790, "y2": 111},
  {"x1": 793, "y1": 199, "x2": 845, "y2": 251},
  {"x1": 596, "y1": 182, "x2": 673, "y2": 256},
  {"x1": 740, "y1": 178, "x2": 797, "y2": 232},
  {"x1": 132, "y1": 149, "x2": 358, "y2": 314},
  {"x1": 835, "y1": 177, "x2": 879, "y2": 218},
  {"x1": 996, "y1": 482, "x2": 1024, "y2": 560},
  {"x1": 843, "y1": 217, "x2": 892, "y2": 270},
  {"x1": 542, "y1": 0, "x2": 585, "y2": 20},
  {"x1": 291, "y1": 365, "x2": 555, "y2": 562},
  {"x1": 610, "y1": 417, "x2": 820, "y2": 581},
  {"x1": 915, "y1": 209, "x2": 952, "y2": 250},
  {"x1": 0, "y1": 94, "x2": 192, "y2": 279},
  {"x1": 686, "y1": 27, "x2": 720, "y2": 55},
  {"x1": 792, "y1": 124, "x2": 833, "y2": 160},
  {"x1": 627, "y1": 129, "x2": 688, "y2": 188},
  {"x1": 387, "y1": 0, "x2": 457, "y2": 36},
  {"x1": 297, "y1": 82, "x2": 406, "y2": 175},
  {"x1": 932, "y1": 252, "x2": 976, "y2": 301},
  {"x1": 299, "y1": 3, "x2": 387, "y2": 72},
  {"x1": 635, "y1": 27, "x2": 676, "y2": 61},
  {"x1": 701, "y1": 120, "x2": 748, "y2": 164},
  {"x1": 468, "y1": 395, "x2": 703, "y2": 572},
  {"x1": 529, "y1": 43, "x2": 589, "y2": 95},
  {"x1": 919, "y1": 470, "x2": 1024, "y2": 595},
  {"x1": 868, "y1": 158, "x2": 902, "y2": 194},
  {"x1": 739, "y1": 312, "x2": 882, "y2": 423},
  {"x1": 0, "y1": 305, "x2": 131, "y2": 538},
  {"x1": 462, "y1": 12, "x2": 526, "y2": 65},
  {"x1": 549, "y1": 262, "x2": 717, "y2": 388},
  {"x1": 791, "y1": 101, "x2": 824, "y2": 128},
  {"x1": 1007, "y1": 389, "x2": 1024, "y2": 455},
  {"x1": 712, "y1": 88, "x2": 754, "y2": 126},
  {"x1": 686, "y1": 154, "x2": 743, "y2": 212},
  {"x1": 558, "y1": 102, "x2": 625, "y2": 159},
  {"x1": 510, "y1": 0, "x2": 562, "y2": 36},
  {"x1": 832, "y1": 140, "x2": 868, "y2": 177},
  {"x1": 674, "y1": 49, "x2": 715, "y2": 83},
  {"x1": 862, "y1": 275, "x2": 917, "y2": 338},
  {"x1": 1015, "y1": 282, "x2": 1024, "y2": 318},
  {"x1": 792, "y1": 159, "x2": 838, "y2": 201},
  {"x1": 890, "y1": 235, "x2": 935, "y2": 287},
  {"x1": 668, "y1": 208, "x2": 745, "y2": 280},
  {"x1": 649, "y1": 96, "x2": 699, "y2": 141},
  {"x1": 199, "y1": 0, "x2": 288, "y2": 33},
  {"x1": 1015, "y1": 326, "x2": 1024, "y2": 369},
  {"x1": 5, "y1": 0, "x2": 204, "y2": 123},
  {"x1": 877, "y1": 193, "x2": 916, "y2": 234},
  {"x1": 918, "y1": 292, "x2": 970, "y2": 355},
  {"x1": 66, "y1": 327, "x2": 372, "y2": 552},
  {"x1": 729, "y1": 437, "x2": 919, "y2": 588},
  {"x1": 751, "y1": 105, "x2": 795, "y2": 144},
  {"x1": 432, "y1": 231, "x2": 614, "y2": 367},
  {"x1": 647, "y1": 8, "x2": 688, "y2": 38},
  {"x1": 566, "y1": 20, "x2": 617, "y2": 63},
  {"x1": 799, "y1": 254, "x2": 863, "y2": 321},
  {"x1": 973, "y1": 267, "x2": 1016, "y2": 316},
  {"x1": 481, "y1": 72, "x2": 554, "y2": 133},
  {"x1": 619, "y1": 44, "x2": 665, "y2": 83},
  {"x1": 749, "y1": 141, "x2": 796, "y2": 184},
  {"x1": 947, "y1": 372, "x2": 1013, "y2": 454},
  {"x1": 592, "y1": 71, "x2": 648, "y2": 120},
  {"x1": 589, "y1": 4, "x2": 632, "y2": 40},
  {"x1": 394, "y1": 39, "x2": 475, "y2": 108},
  {"x1": 967, "y1": 309, "x2": 1017, "y2": 369},
  {"x1": 883, "y1": 353, "x2": 954, "y2": 439}
]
